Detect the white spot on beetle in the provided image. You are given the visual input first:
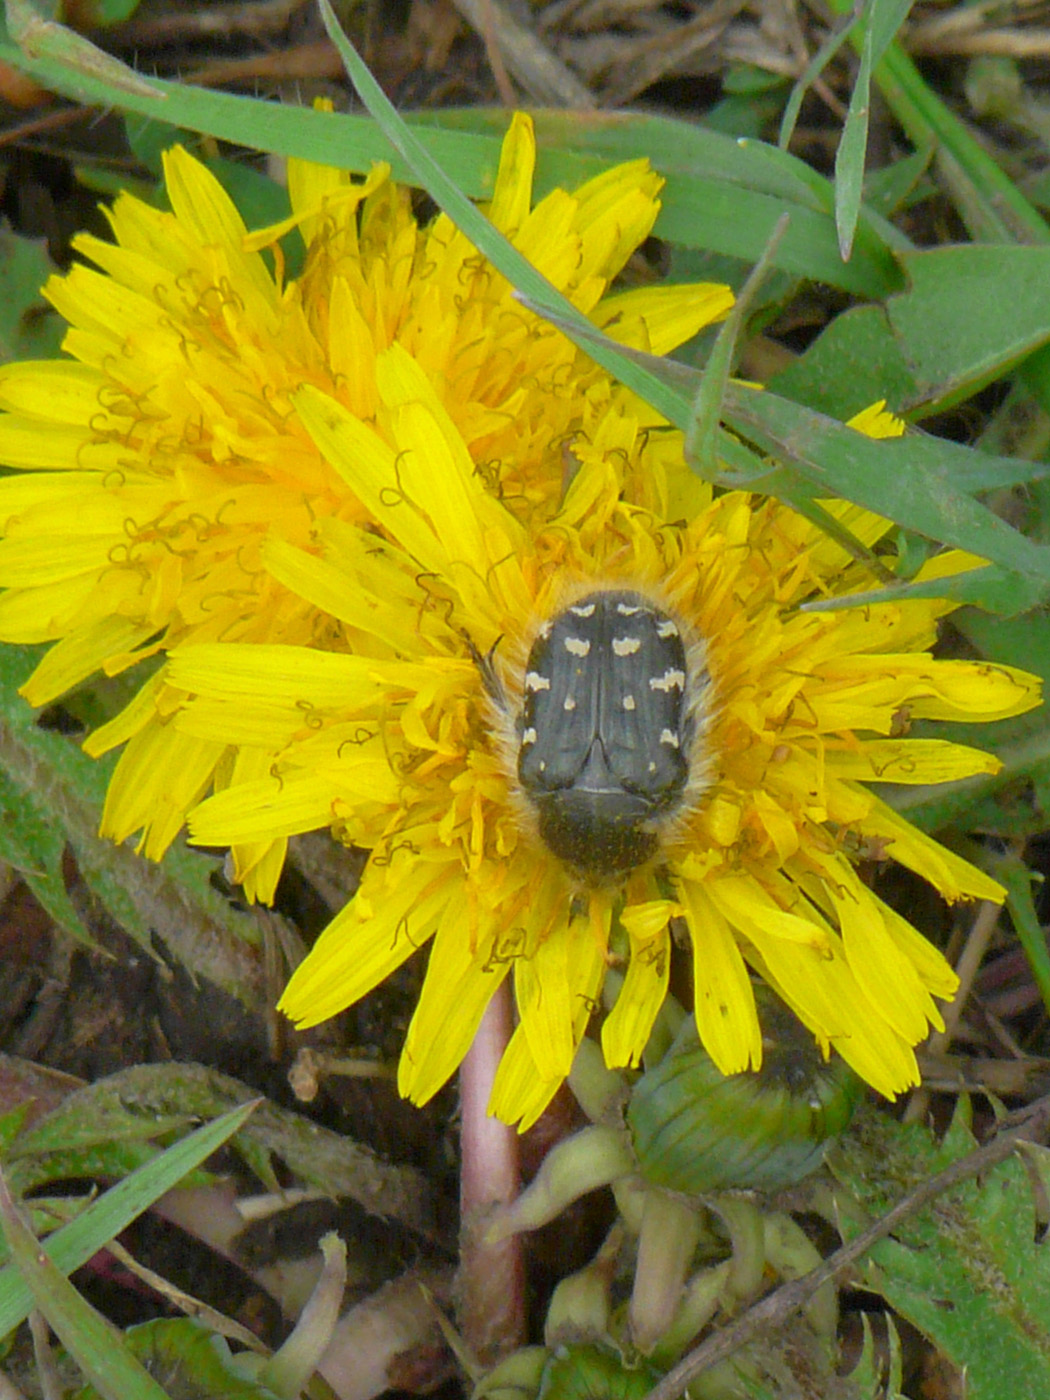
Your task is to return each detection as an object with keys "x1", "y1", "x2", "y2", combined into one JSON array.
[
  {"x1": 617, "y1": 602, "x2": 642, "y2": 616},
  {"x1": 522, "y1": 727, "x2": 538, "y2": 745},
  {"x1": 660, "y1": 729, "x2": 680, "y2": 748},
  {"x1": 657, "y1": 619, "x2": 679, "y2": 639},
  {"x1": 650, "y1": 668, "x2": 686, "y2": 692},
  {"x1": 525, "y1": 671, "x2": 551, "y2": 692},
  {"x1": 564, "y1": 637, "x2": 591, "y2": 657},
  {"x1": 622, "y1": 694, "x2": 636, "y2": 711},
  {"x1": 569, "y1": 602, "x2": 596, "y2": 617},
  {"x1": 612, "y1": 636, "x2": 642, "y2": 657},
  {"x1": 563, "y1": 695, "x2": 577, "y2": 711}
]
